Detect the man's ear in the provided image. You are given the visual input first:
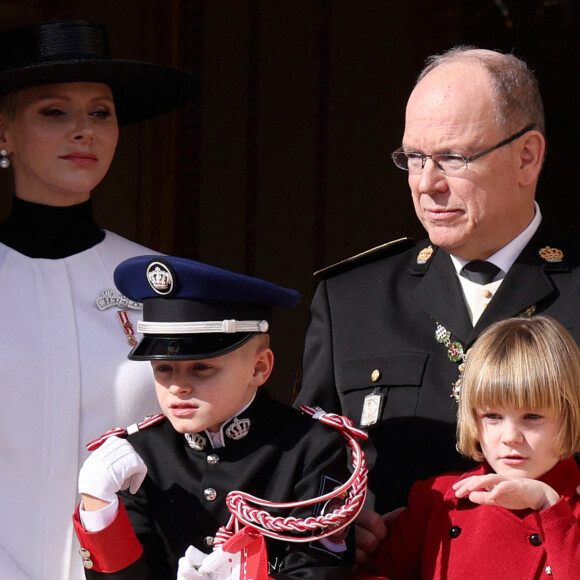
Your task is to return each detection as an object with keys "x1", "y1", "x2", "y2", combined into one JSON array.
[
  {"x1": 251, "y1": 347, "x2": 274, "y2": 388},
  {"x1": 517, "y1": 130, "x2": 545, "y2": 187}
]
